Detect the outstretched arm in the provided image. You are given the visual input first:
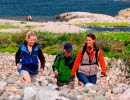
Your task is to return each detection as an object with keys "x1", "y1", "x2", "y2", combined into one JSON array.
[
  {"x1": 98, "y1": 49, "x2": 106, "y2": 76},
  {"x1": 71, "y1": 49, "x2": 82, "y2": 76}
]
